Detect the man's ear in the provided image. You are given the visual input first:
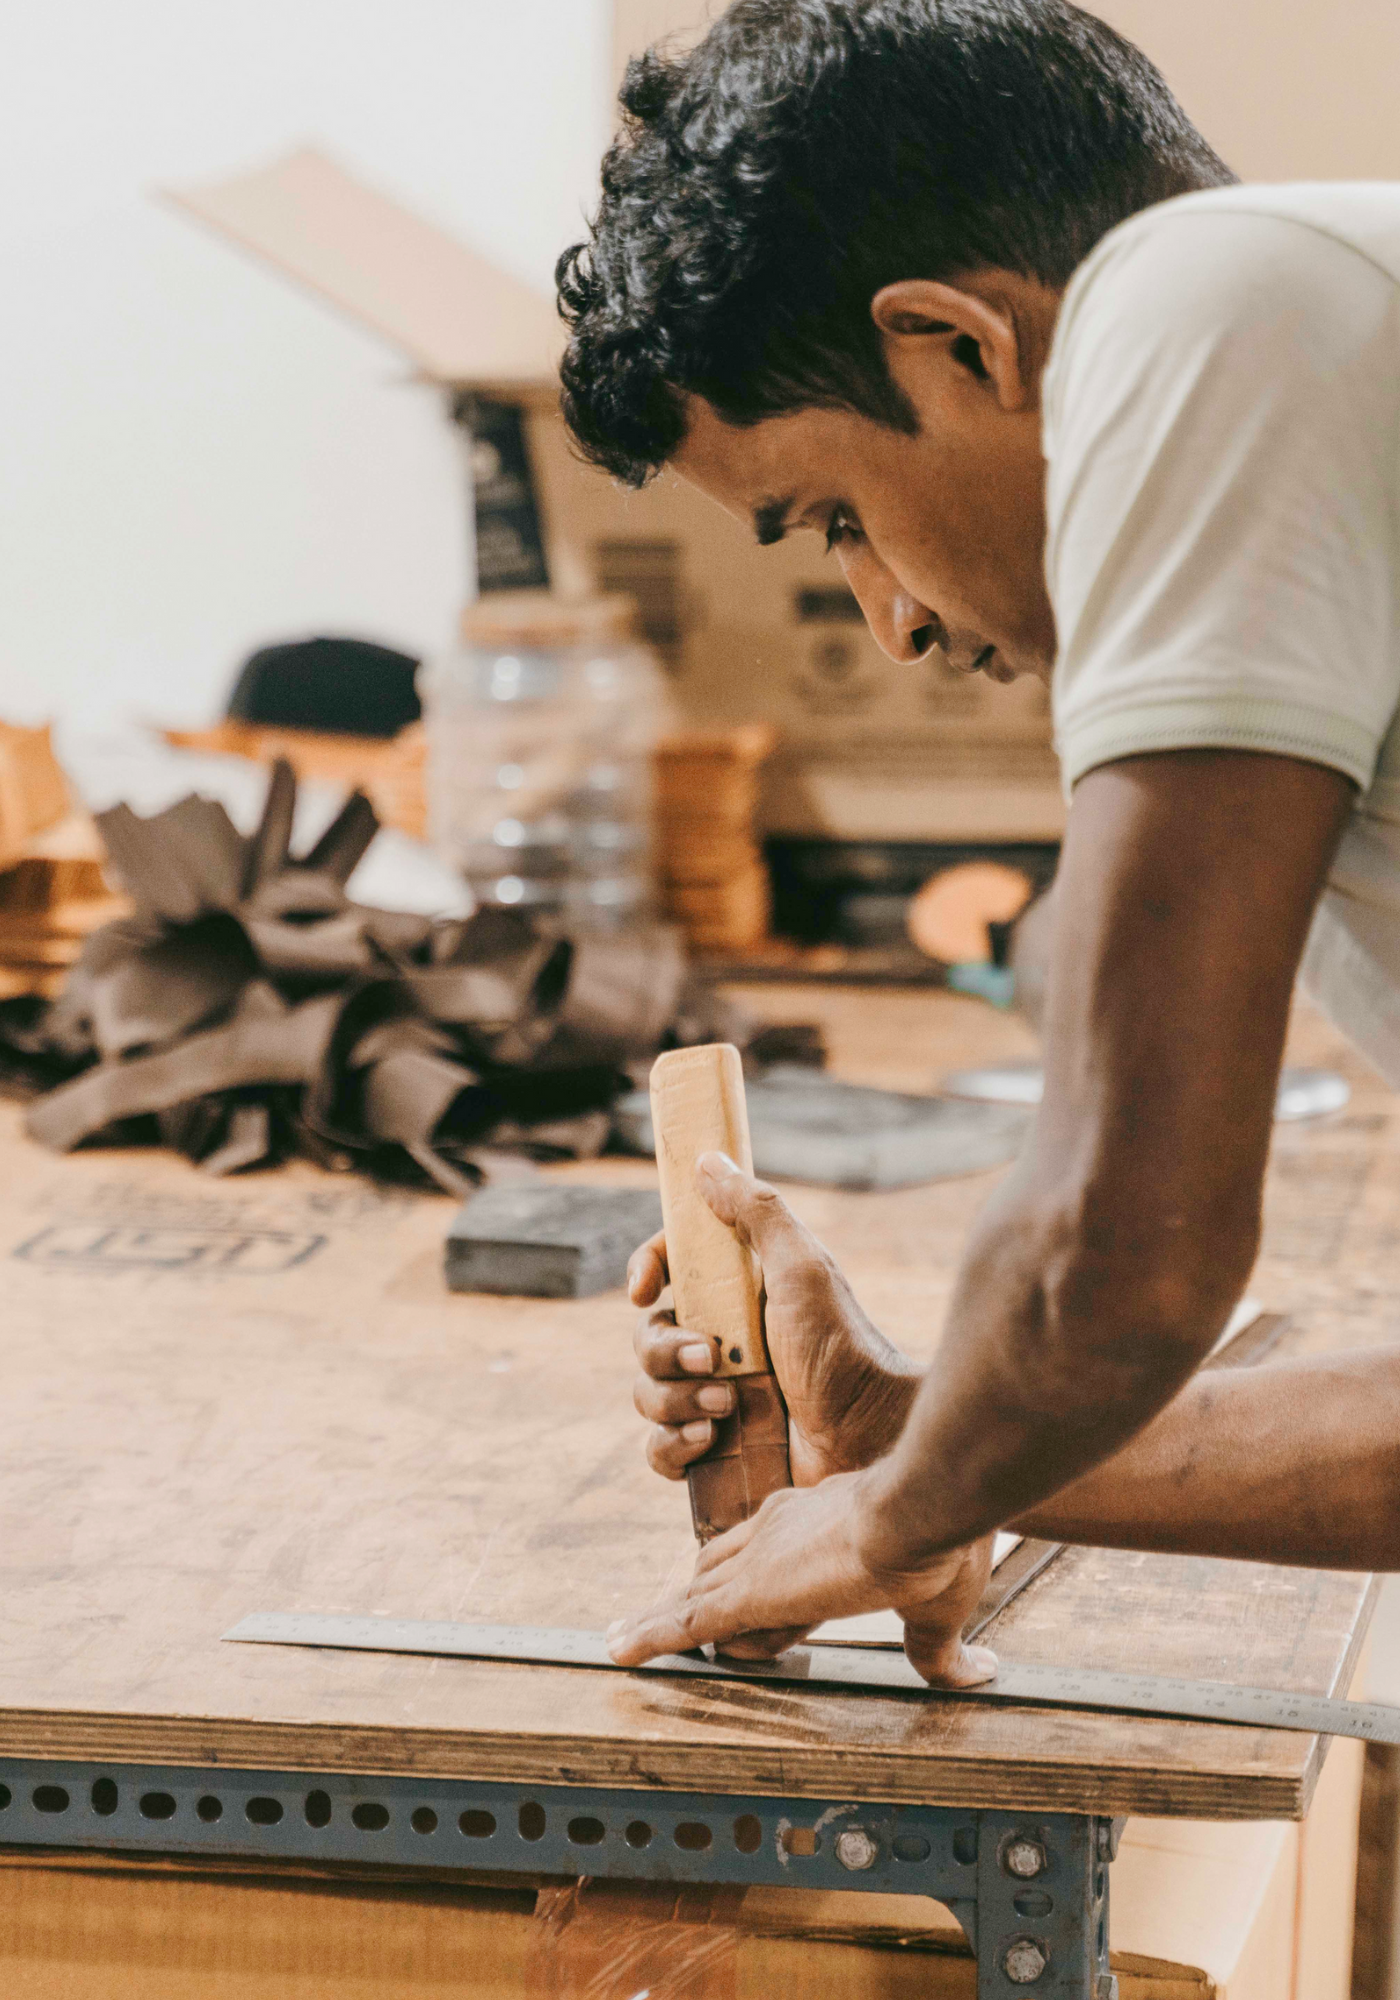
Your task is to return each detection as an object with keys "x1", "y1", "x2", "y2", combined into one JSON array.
[{"x1": 870, "y1": 279, "x2": 1035, "y2": 412}]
